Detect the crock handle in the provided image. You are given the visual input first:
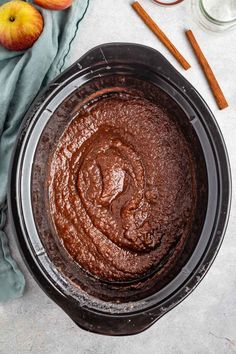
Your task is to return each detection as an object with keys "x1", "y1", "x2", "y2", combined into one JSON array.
[
  {"x1": 52, "y1": 43, "x2": 182, "y2": 86},
  {"x1": 60, "y1": 301, "x2": 164, "y2": 336}
]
